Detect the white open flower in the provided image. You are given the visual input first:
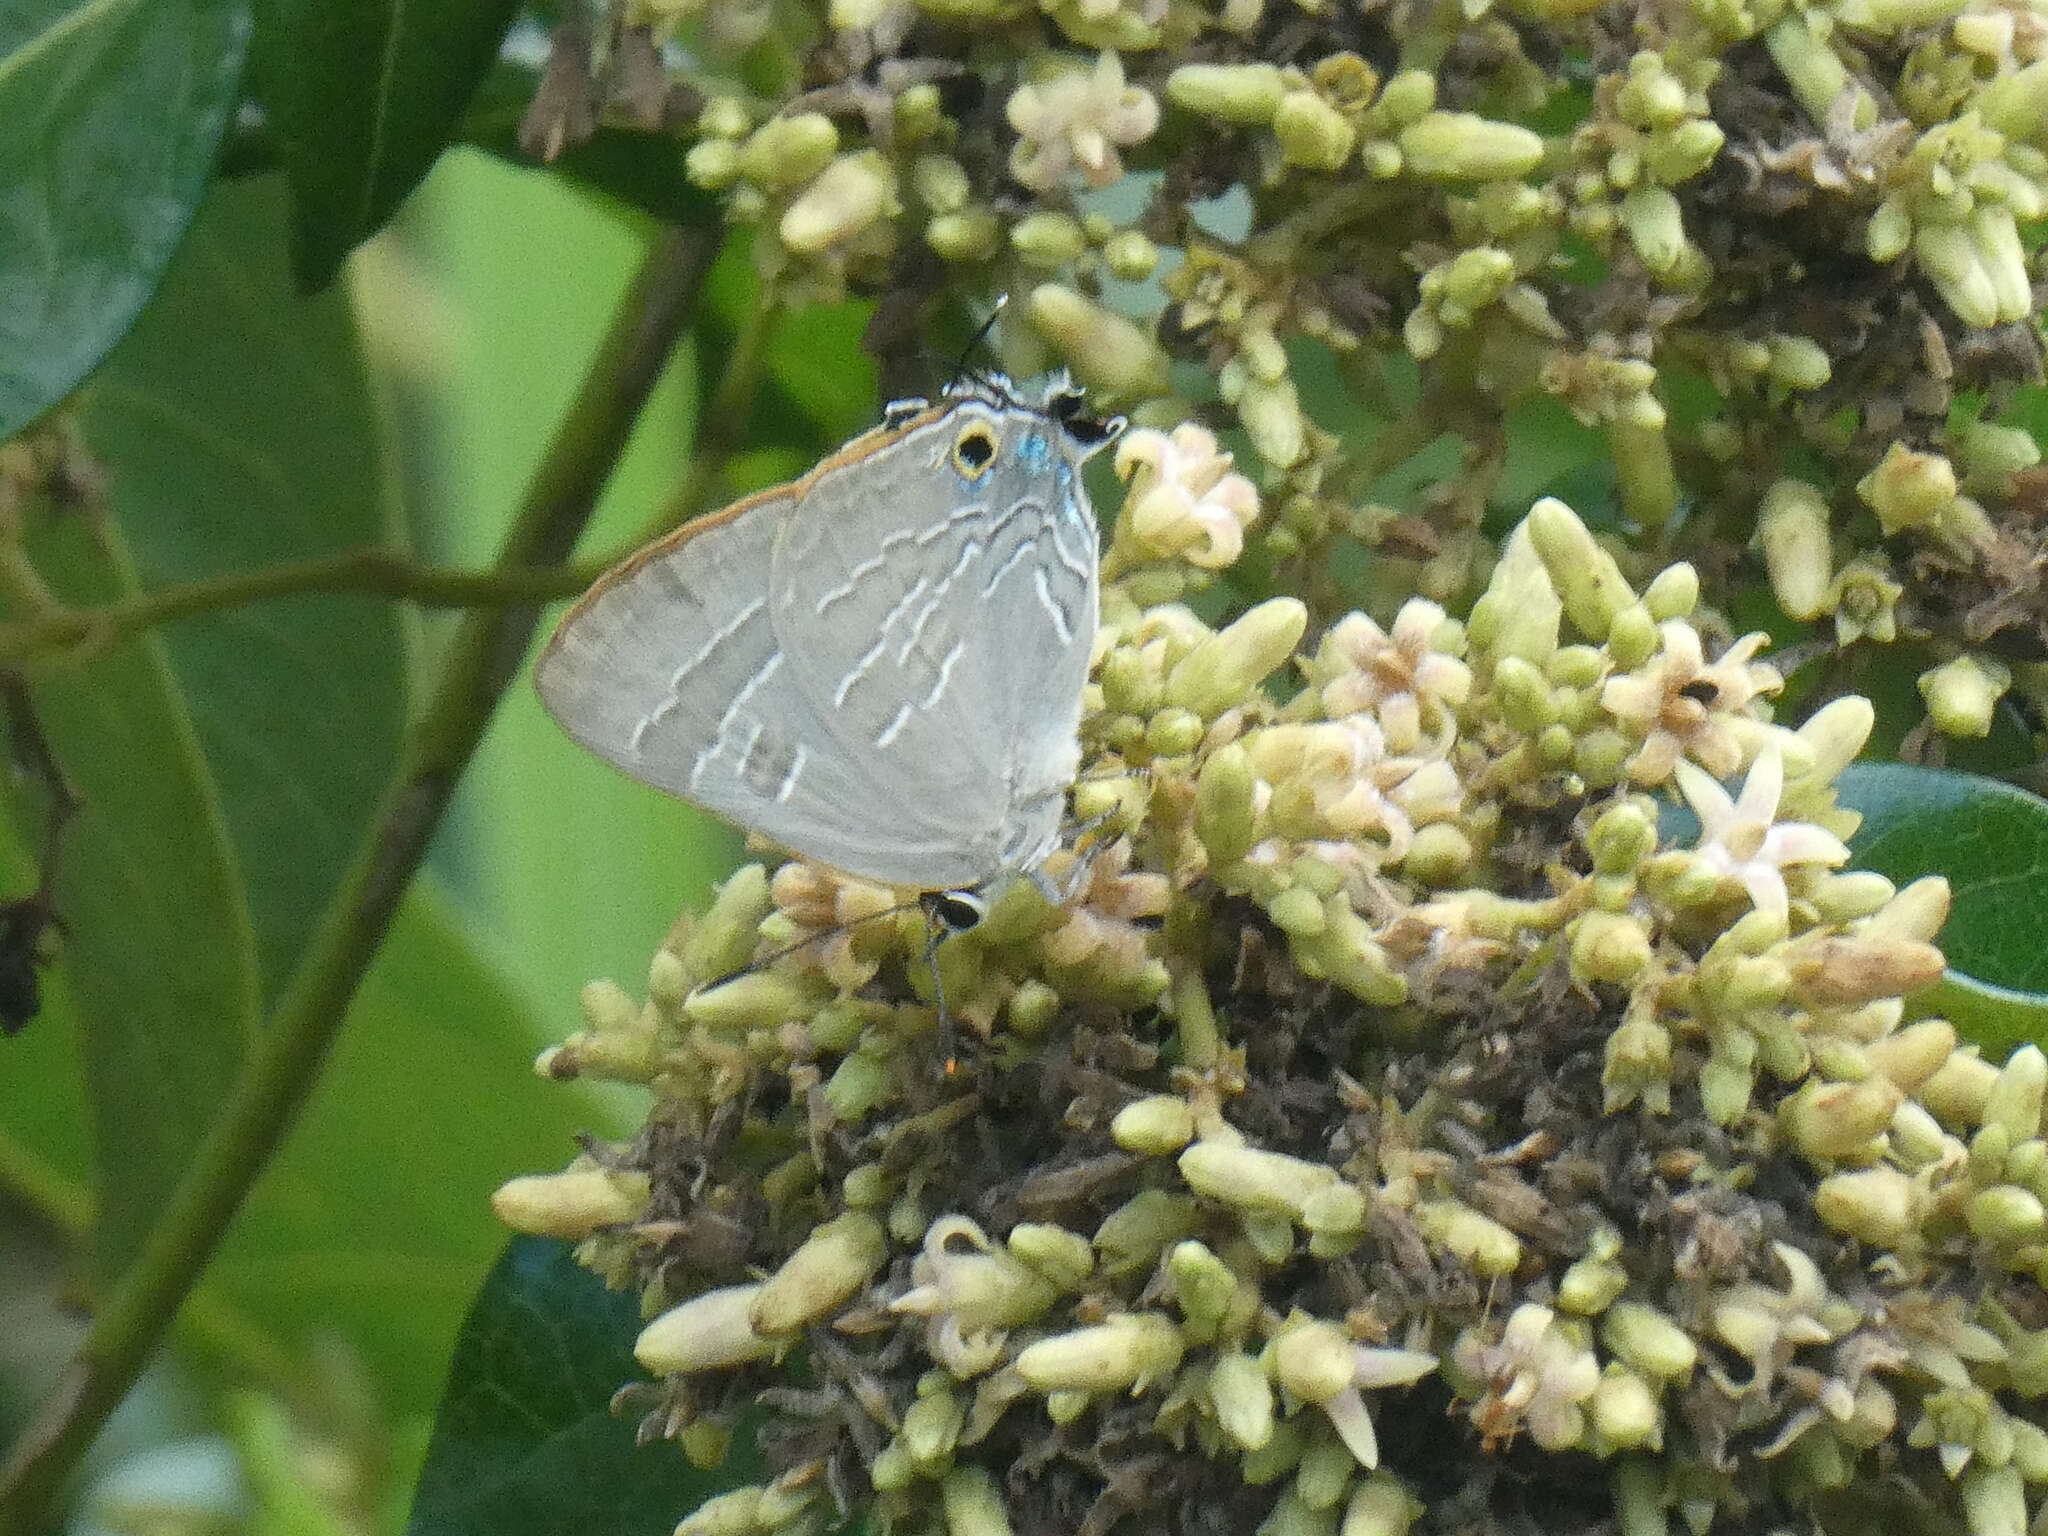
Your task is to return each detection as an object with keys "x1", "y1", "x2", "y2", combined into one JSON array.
[
  {"x1": 1322, "y1": 1345, "x2": 1443, "y2": 1468},
  {"x1": 1272, "y1": 1319, "x2": 1439, "y2": 1469},
  {"x1": 891, "y1": 1216, "x2": 1059, "y2": 1378},
  {"x1": 1114, "y1": 423, "x2": 1261, "y2": 568},
  {"x1": 1454, "y1": 1304, "x2": 1601, "y2": 1452},
  {"x1": 1601, "y1": 621, "x2": 1779, "y2": 784},
  {"x1": 1317, "y1": 599, "x2": 1473, "y2": 755},
  {"x1": 1676, "y1": 743, "x2": 1850, "y2": 924},
  {"x1": 1242, "y1": 716, "x2": 1459, "y2": 865},
  {"x1": 1006, "y1": 53, "x2": 1159, "y2": 191}
]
